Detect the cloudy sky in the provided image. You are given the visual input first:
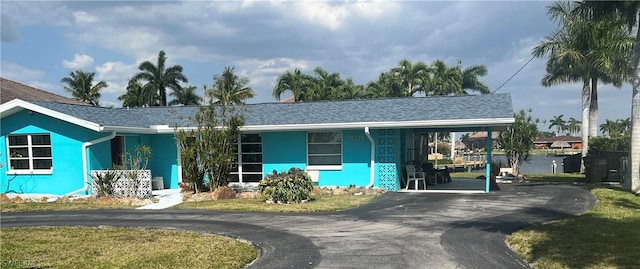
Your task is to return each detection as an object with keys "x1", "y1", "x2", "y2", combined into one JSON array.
[{"x1": 1, "y1": 0, "x2": 634, "y2": 132}]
